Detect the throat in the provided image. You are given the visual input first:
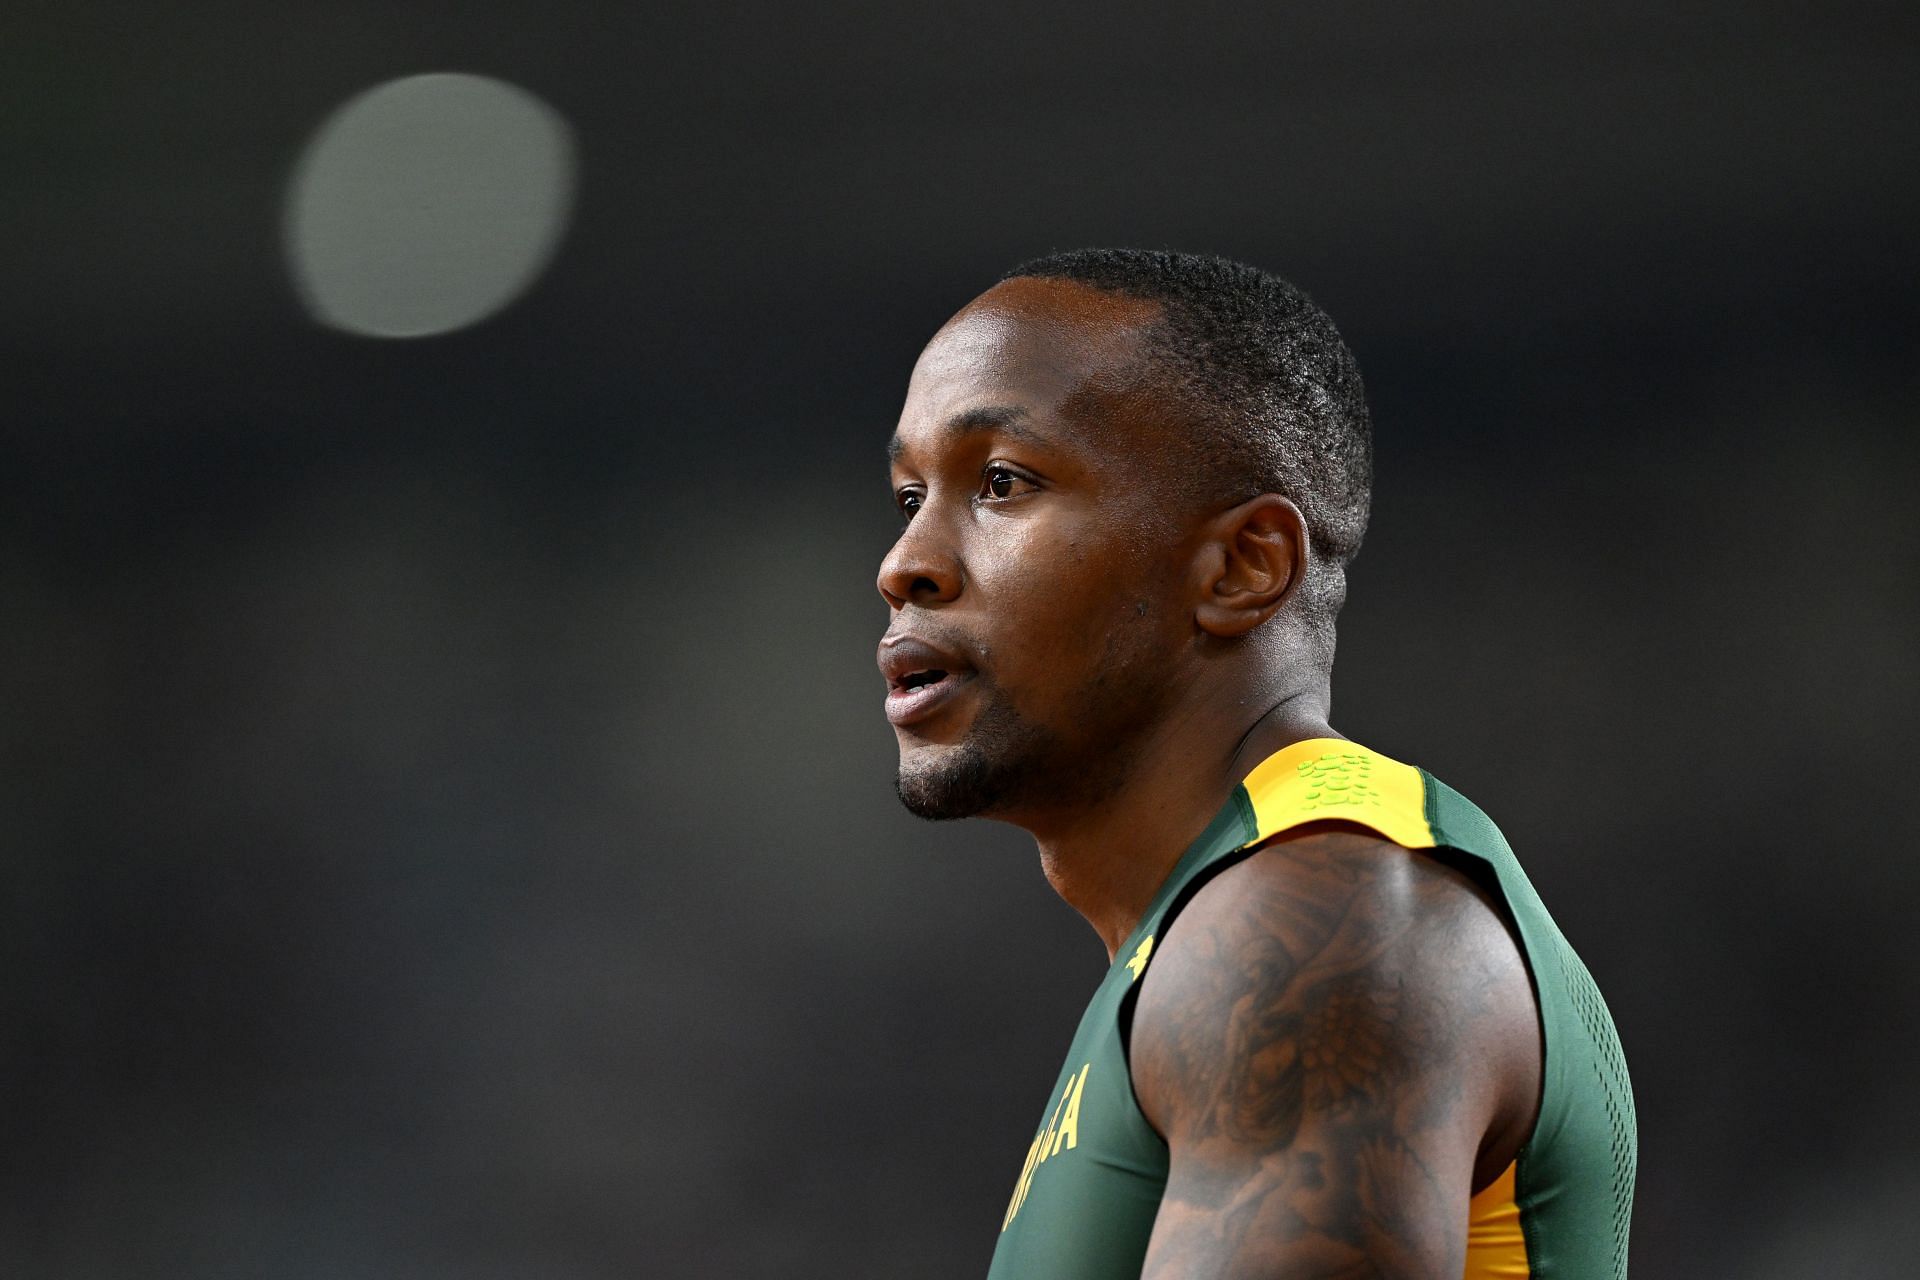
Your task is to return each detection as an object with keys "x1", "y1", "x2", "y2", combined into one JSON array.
[{"x1": 1029, "y1": 770, "x2": 1237, "y2": 962}]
